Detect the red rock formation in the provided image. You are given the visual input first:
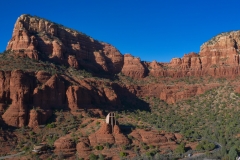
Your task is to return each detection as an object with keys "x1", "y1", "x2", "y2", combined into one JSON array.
[
  {"x1": 159, "y1": 84, "x2": 220, "y2": 104},
  {"x1": 66, "y1": 80, "x2": 120, "y2": 111},
  {"x1": 148, "y1": 61, "x2": 165, "y2": 77},
  {"x1": 174, "y1": 133, "x2": 183, "y2": 140},
  {"x1": 113, "y1": 125, "x2": 129, "y2": 145},
  {"x1": 35, "y1": 71, "x2": 51, "y2": 84},
  {"x1": 200, "y1": 31, "x2": 240, "y2": 67},
  {"x1": 33, "y1": 75, "x2": 65, "y2": 110},
  {"x1": 2, "y1": 70, "x2": 34, "y2": 127},
  {"x1": 4, "y1": 14, "x2": 240, "y2": 129},
  {"x1": 68, "y1": 55, "x2": 79, "y2": 69},
  {"x1": 28, "y1": 109, "x2": 52, "y2": 128},
  {"x1": 138, "y1": 130, "x2": 168, "y2": 145},
  {"x1": 113, "y1": 125, "x2": 121, "y2": 134},
  {"x1": 114, "y1": 133, "x2": 130, "y2": 145},
  {"x1": 157, "y1": 31, "x2": 240, "y2": 78},
  {"x1": 89, "y1": 123, "x2": 115, "y2": 146},
  {"x1": 89, "y1": 123, "x2": 129, "y2": 146},
  {"x1": 0, "y1": 68, "x2": 124, "y2": 127},
  {"x1": 121, "y1": 54, "x2": 147, "y2": 78},
  {"x1": 0, "y1": 71, "x2": 11, "y2": 114},
  {"x1": 66, "y1": 86, "x2": 92, "y2": 110},
  {"x1": 129, "y1": 129, "x2": 177, "y2": 147},
  {"x1": 54, "y1": 137, "x2": 76, "y2": 157},
  {"x1": 7, "y1": 14, "x2": 123, "y2": 74},
  {"x1": 7, "y1": 14, "x2": 240, "y2": 80},
  {"x1": 28, "y1": 109, "x2": 38, "y2": 128},
  {"x1": 76, "y1": 142, "x2": 91, "y2": 158}
]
